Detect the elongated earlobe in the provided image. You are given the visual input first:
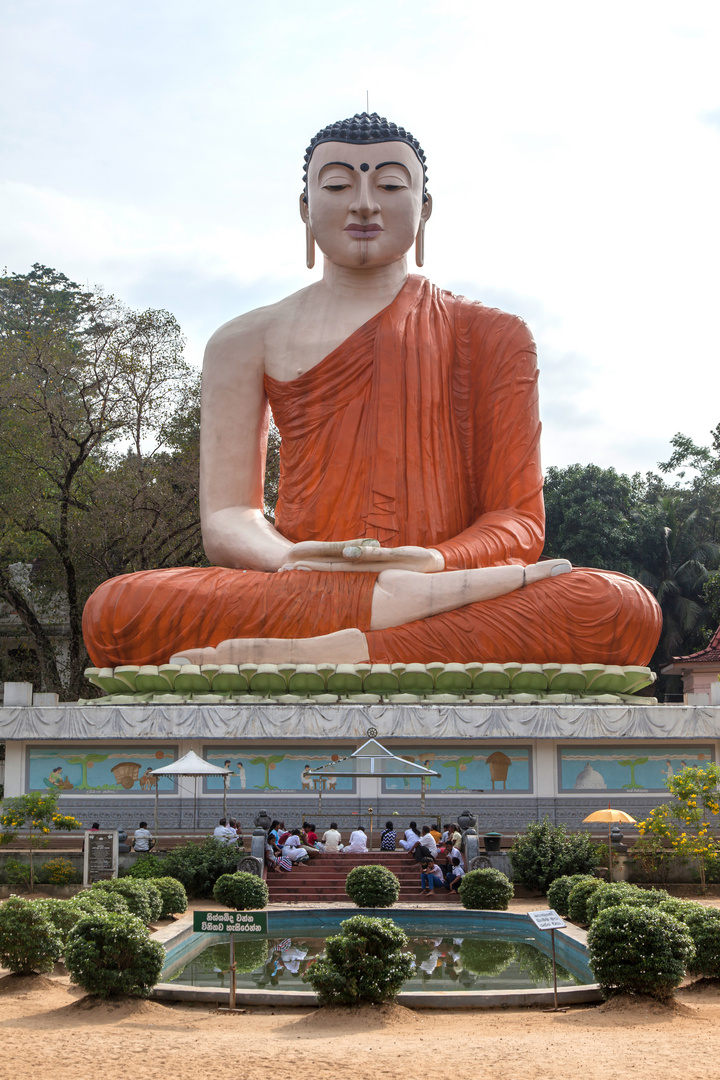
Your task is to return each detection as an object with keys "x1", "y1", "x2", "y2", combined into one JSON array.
[
  {"x1": 415, "y1": 221, "x2": 425, "y2": 268},
  {"x1": 306, "y1": 224, "x2": 316, "y2": 270}
]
